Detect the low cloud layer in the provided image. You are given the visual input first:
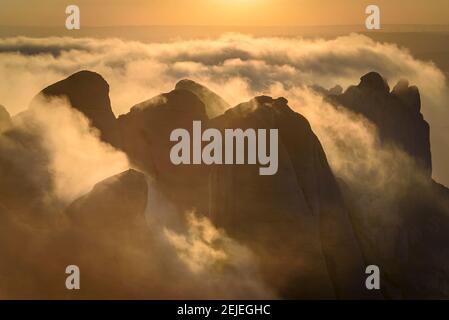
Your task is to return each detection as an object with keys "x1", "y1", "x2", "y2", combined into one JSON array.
[
  {"x1": 0, "y1": 34, "x2": 445, "y2": 115},
  {"x1": 163, "y1": 211, "x2": 274, "y2": 298},
  {"x1": 13, "y1": 97, "x2": 130, "y2": 203},
  {"x1": 0, "y1": 33, "x2": 448, "y2": 184}
]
